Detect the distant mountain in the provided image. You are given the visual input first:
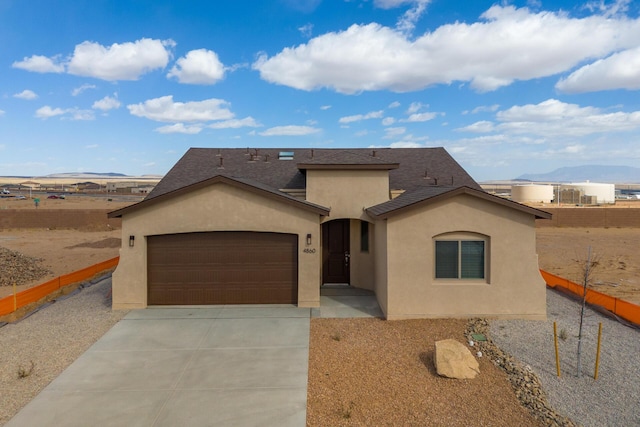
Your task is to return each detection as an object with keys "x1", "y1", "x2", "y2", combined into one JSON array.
[
  {"x1": 43, "y1": 172, "x2": 129, "y2": 178},
  {"x1": 517, "y1": 165, "x2": 640, "y2": 183}
]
